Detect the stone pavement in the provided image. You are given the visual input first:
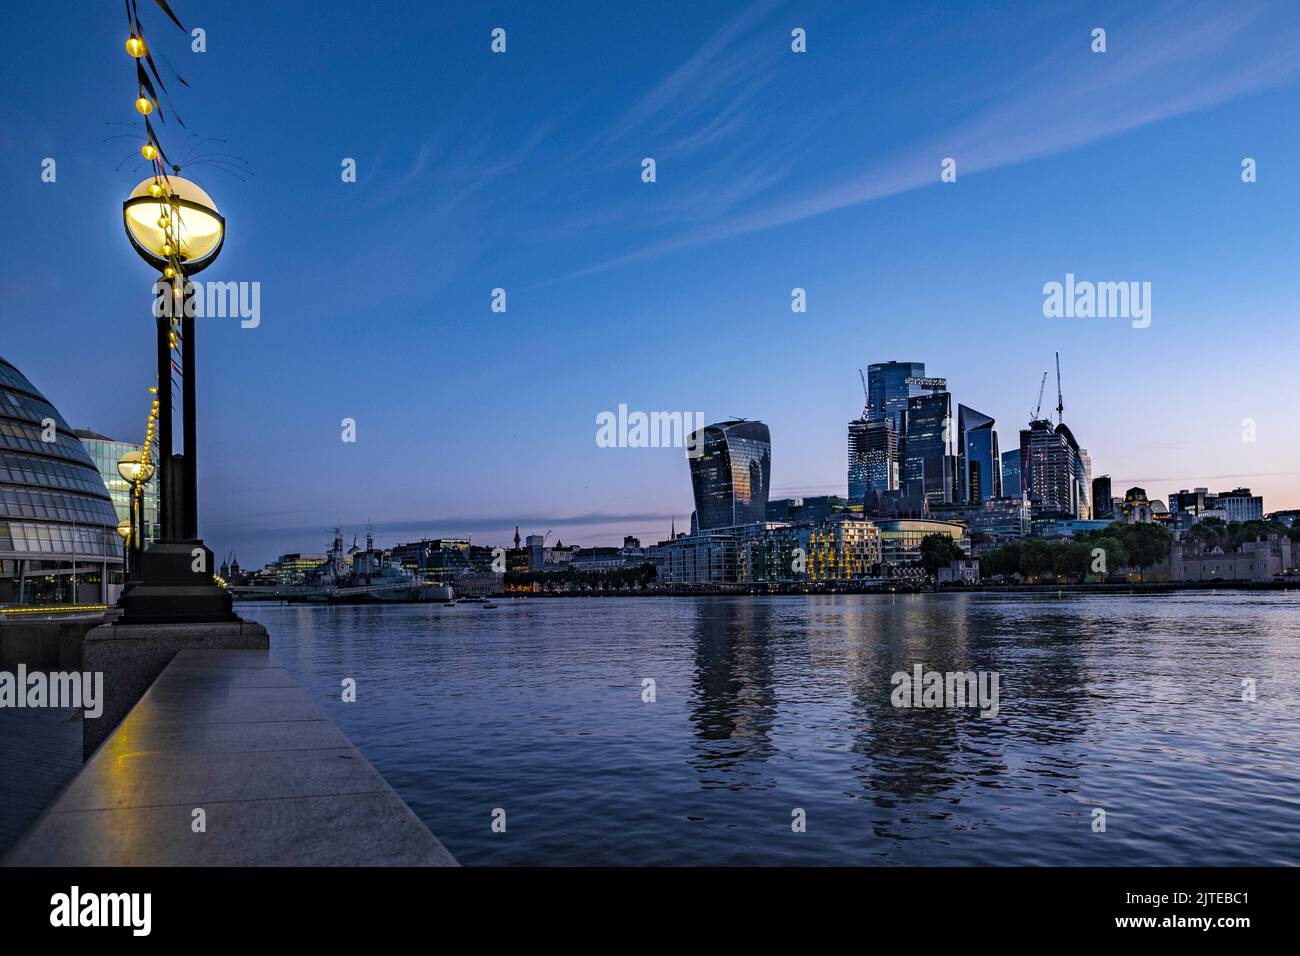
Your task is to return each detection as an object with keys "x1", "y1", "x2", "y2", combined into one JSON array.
[{"x1": 4, "y1": 649, "x2": 457, "y2": 866}]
